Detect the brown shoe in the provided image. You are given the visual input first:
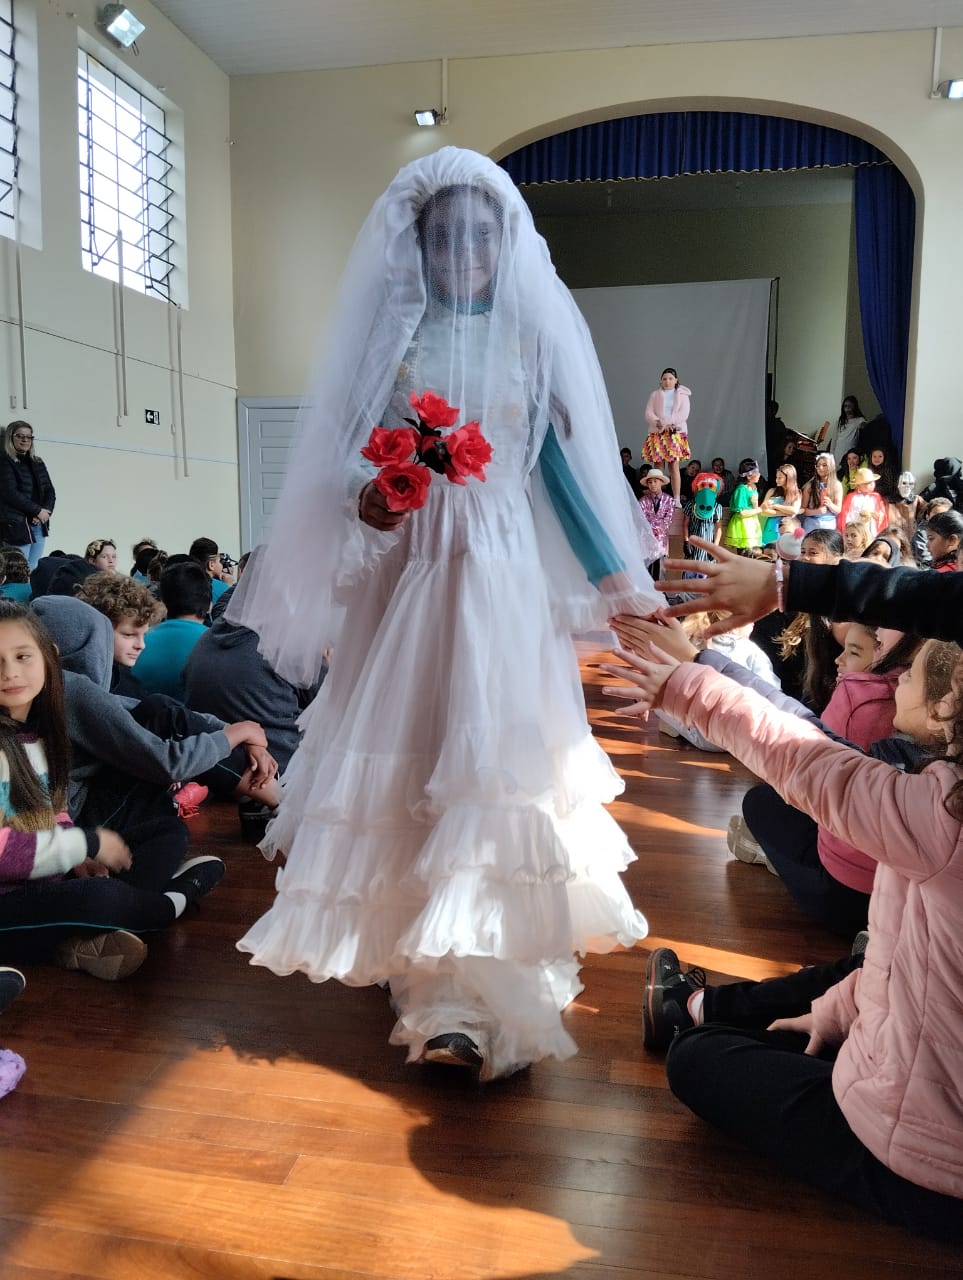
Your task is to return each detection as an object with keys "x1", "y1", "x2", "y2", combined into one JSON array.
[{"x1": 54, "y1": 930, "x2": 147, "y2": 981}]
